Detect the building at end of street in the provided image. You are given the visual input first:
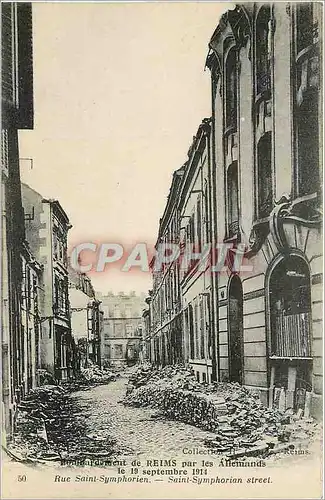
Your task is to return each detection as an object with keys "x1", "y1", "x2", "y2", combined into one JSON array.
[{"x1": 99, "y1": 291, "x2": 146, "y2": 368}]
